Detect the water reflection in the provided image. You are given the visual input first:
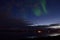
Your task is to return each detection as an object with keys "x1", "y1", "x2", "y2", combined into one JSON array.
[
  {"x1": 48, "y1": 33, "x2": 60, "y2": 36},
  {"x1": 27, "y1": 36, "x2": 37, "y2": 38}
]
